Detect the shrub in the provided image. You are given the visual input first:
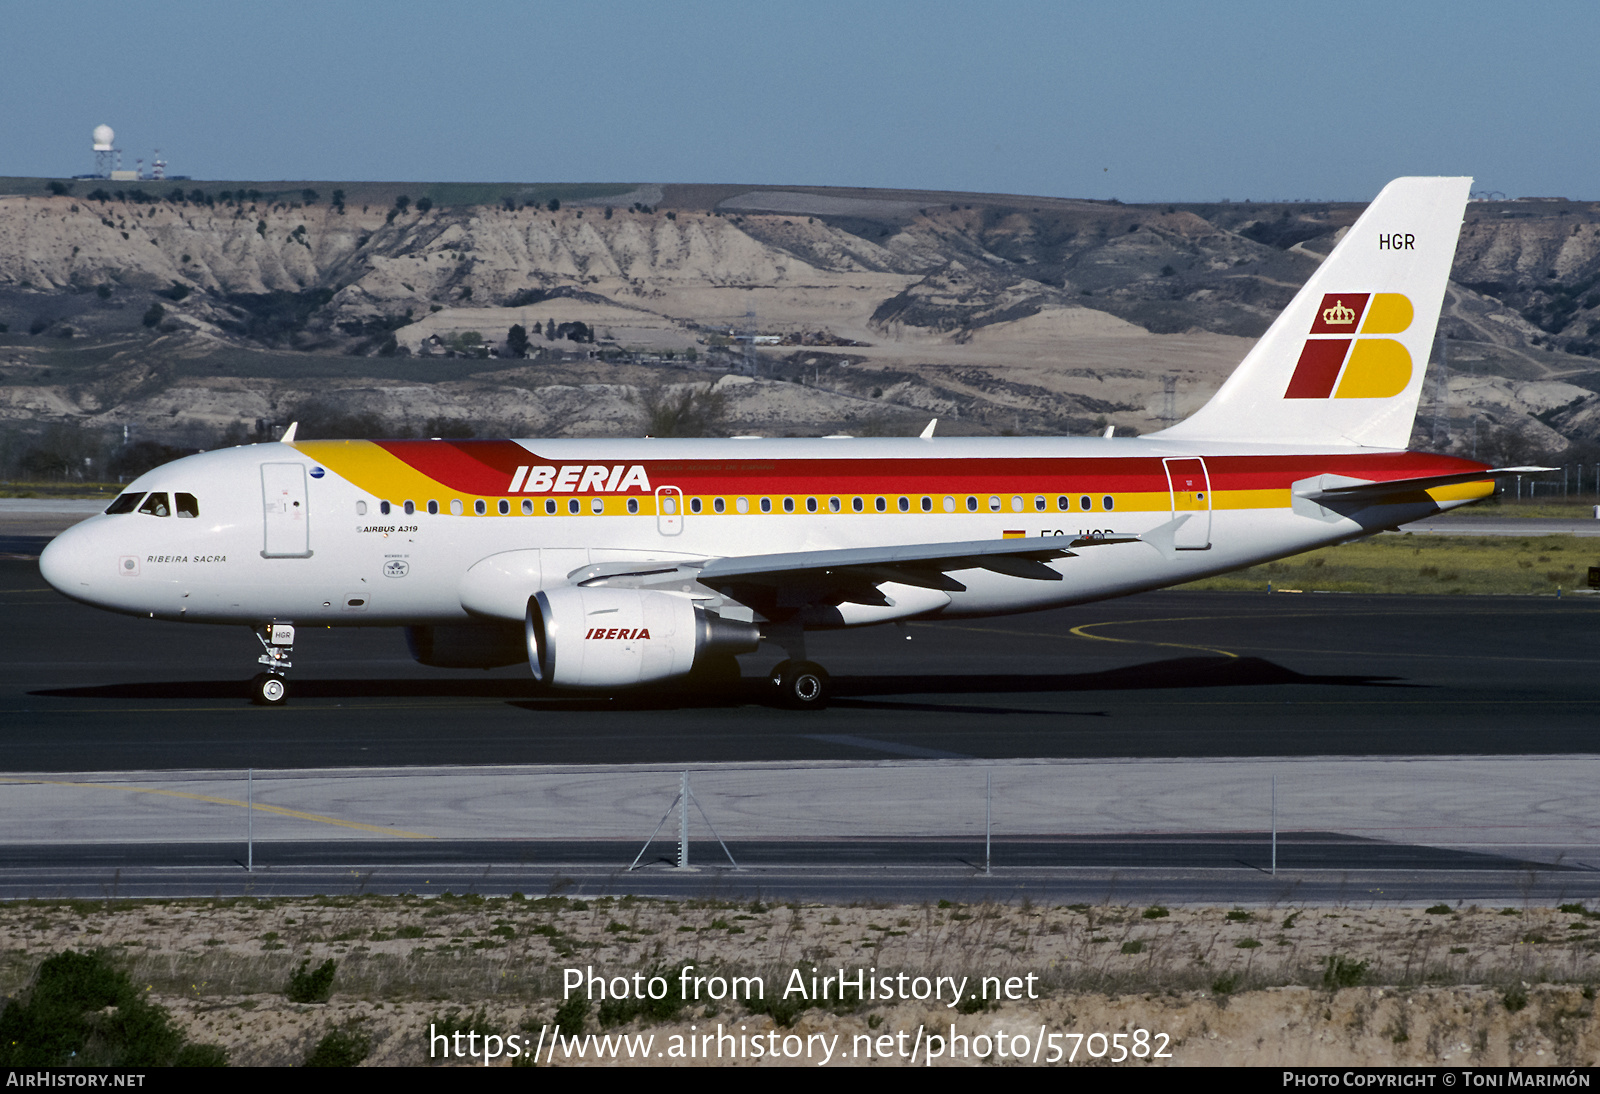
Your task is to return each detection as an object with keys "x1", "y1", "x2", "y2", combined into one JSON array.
[
  {"x1": 0, "y1": 951, "x2": 226, "y2": 1066},
  {"x1": 304, "y1": 1027, "x2": 369, "y2": 1066},
  {"x1": 142, "y1": 303, "x2": 166, "y2": 328},
  {"x1": 1425, "y1": 903, "x2": 1453, "y2": 915},
  {"x1": 286, "y1": 958, "x2": 337, "y2": 1004},
  {"x1": 1323, "y1": 955, "x2": 1368, "y2": 989},
  {"x1": 1141, "y1": 905, "x2": 1169, "y2": 920}
]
